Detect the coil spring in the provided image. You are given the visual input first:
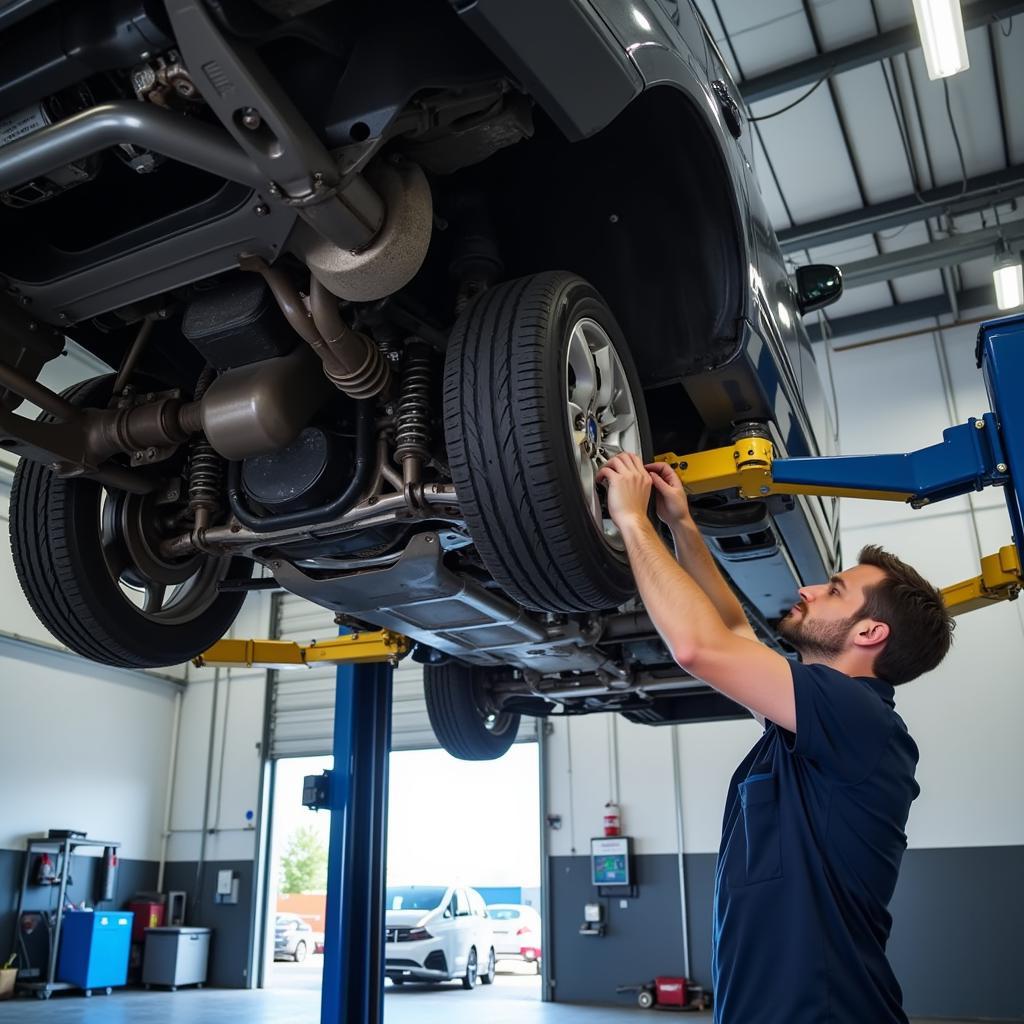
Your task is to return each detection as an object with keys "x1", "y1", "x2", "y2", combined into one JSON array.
[
  {"x1": 189, "y1": 366, "x2": 222, "y2": 517},
  {"x1": 395, "y1": 343, "x2": 433, "y2": 465},
  {"x1": 188, "y1": 440, "x2": 222, "y2": 515}
]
